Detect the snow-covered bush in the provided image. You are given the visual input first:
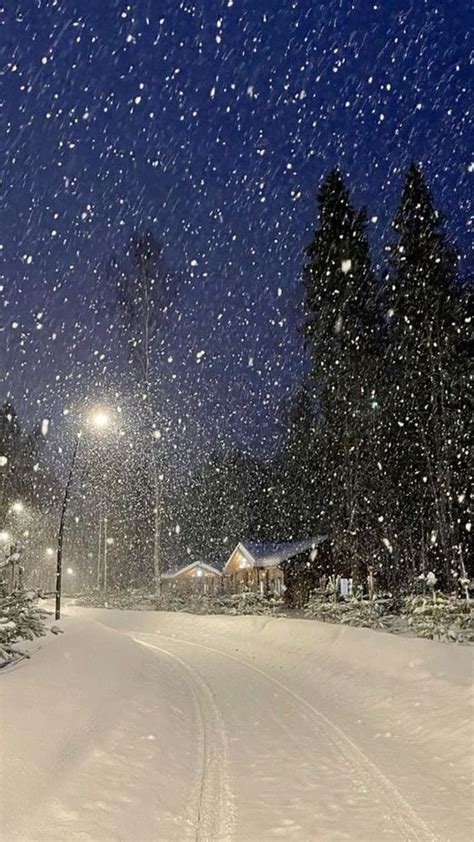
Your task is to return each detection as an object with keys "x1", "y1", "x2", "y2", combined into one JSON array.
[
  {"x1": 155, "y1": 591, "x2": 203, "y2": 613},
  {"x1": 0, "y1": 586, "x2": 47, "y2": 665},
  {"x1": 303, "y1": 590, "x2": 473, "y2": 644},
  {"x1": 304, "y1": 595, "x2": 390, "y2": 629},
  {"x1": 155, "y1": 590, "x2": 283, "y2": 616},
  {"x1": 402, "y1": 594, "x2": 473, "y2": 643},
  {"x1": 76, "y1": 588, "x2": 284, "y2": 616},
  {"x1": 208, "y1": 592, "x2": 283, "y2": 616}
]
